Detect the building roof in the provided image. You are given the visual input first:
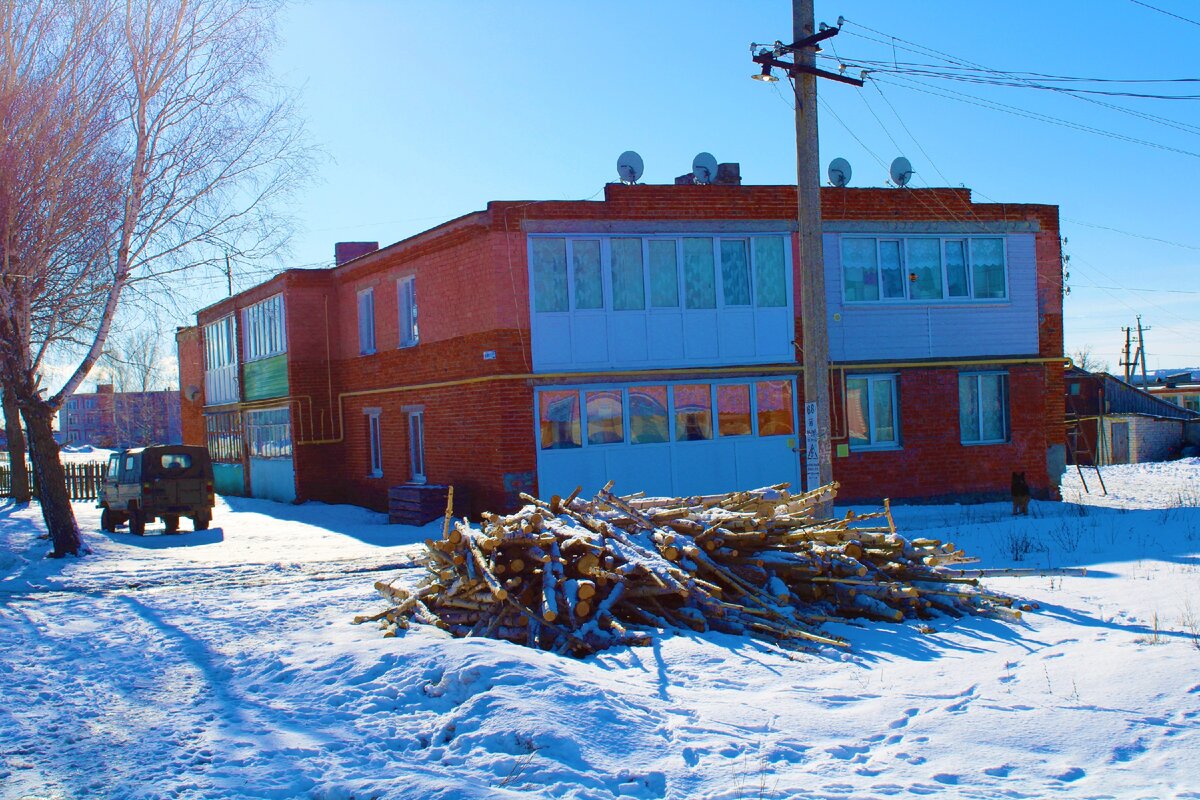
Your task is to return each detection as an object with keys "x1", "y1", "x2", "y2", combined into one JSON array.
[{"x1": 1068, "y1": 367, "x2": 1200, "y2": 421}]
